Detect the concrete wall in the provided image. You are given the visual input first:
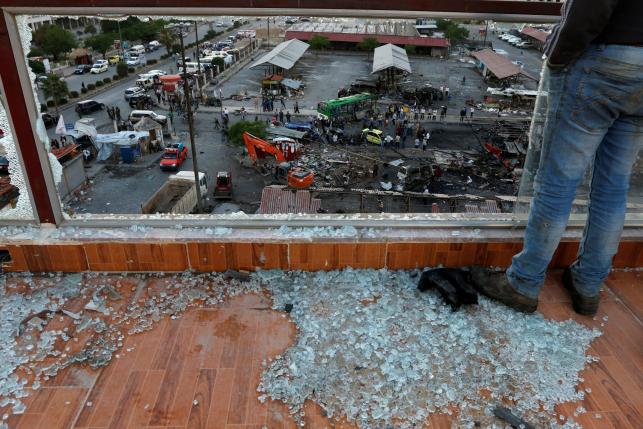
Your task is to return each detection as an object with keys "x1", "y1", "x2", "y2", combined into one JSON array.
[{"x1": 58, "y1": 154, "x2": 86, "y2": 200}]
